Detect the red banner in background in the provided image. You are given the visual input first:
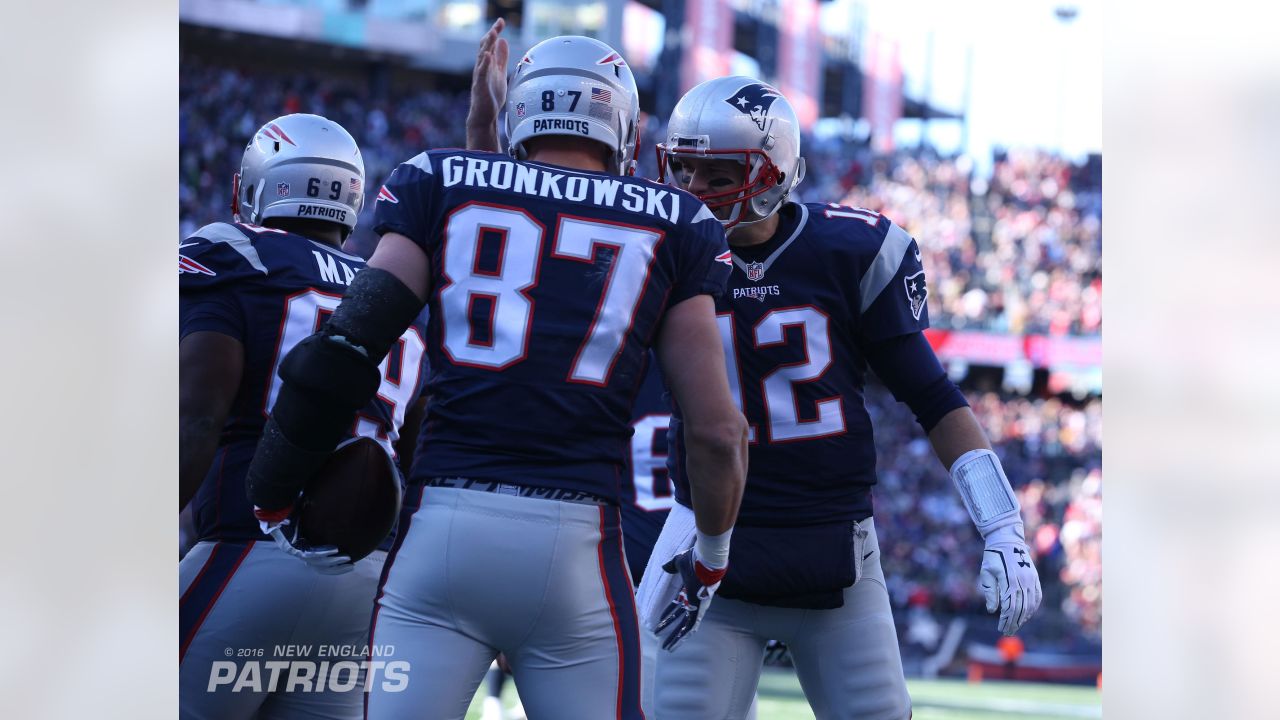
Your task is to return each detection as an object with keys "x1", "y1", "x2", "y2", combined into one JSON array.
[
  {"x1": 681, "y1": 0, "x2": 733, "y2": 95},
  {"x1": 776, "y1": 0, "x2": 820, "y2": 130},
  {"x1": 925, "y1": 329, "x2": 1102, "y2": 371},
  {"x1": 862, "y1": 31, "x2": 902, "y2": 154}
]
